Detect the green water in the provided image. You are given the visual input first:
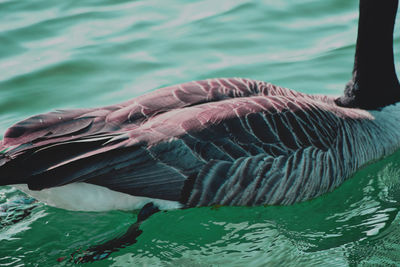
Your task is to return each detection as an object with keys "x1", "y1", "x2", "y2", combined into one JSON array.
[{"x1": 1, "y1": 0, "x2": 400, "y2": 266}]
